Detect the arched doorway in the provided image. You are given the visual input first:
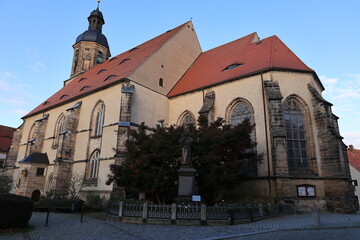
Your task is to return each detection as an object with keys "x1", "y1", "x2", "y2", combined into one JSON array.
[{"x1": 31, "y1": 190, "x2": 41, "y2": 202}]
